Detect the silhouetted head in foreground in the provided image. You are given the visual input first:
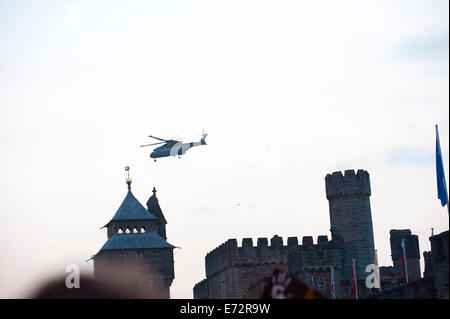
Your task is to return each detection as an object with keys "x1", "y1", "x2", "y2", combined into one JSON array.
[
  {"x1": 31, "y1": 265, "x2": 325, "y2": 299},
  {"x1": 30, "y1": 263, "x2": 165, "y2": 299}
]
